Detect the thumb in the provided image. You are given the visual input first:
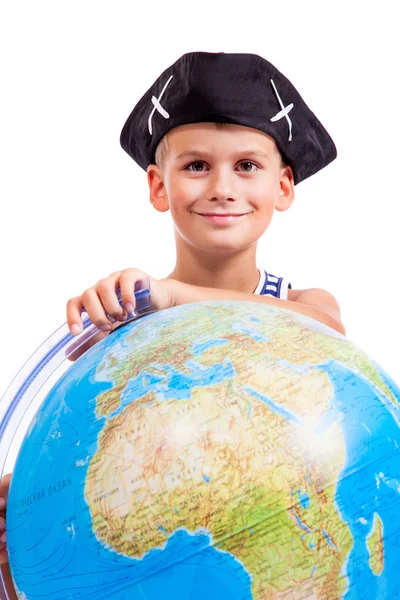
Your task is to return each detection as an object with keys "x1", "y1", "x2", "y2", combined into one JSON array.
[{"x1": 0, "y1": 474, "x2": 11, "y2": 509}]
